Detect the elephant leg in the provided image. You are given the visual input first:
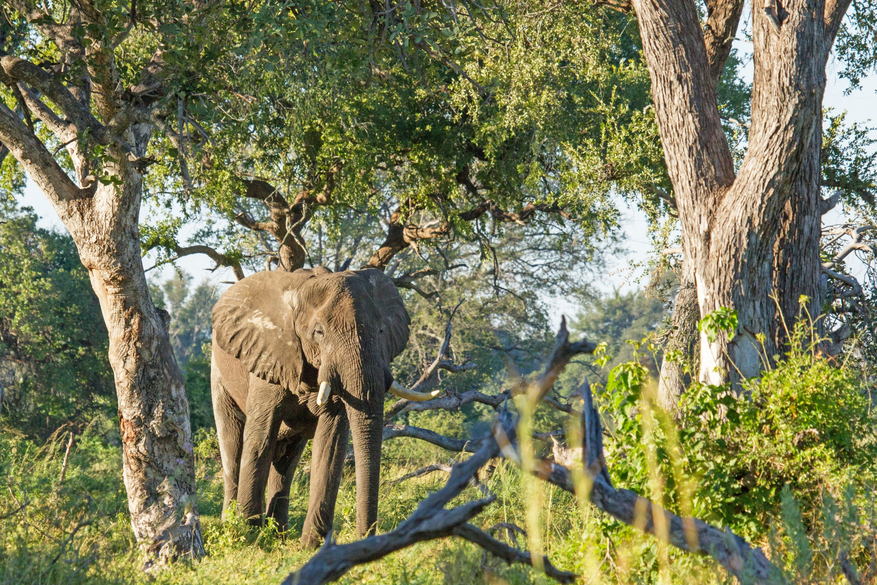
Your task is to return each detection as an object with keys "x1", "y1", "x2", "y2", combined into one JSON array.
[
  {"x1": 266, "y1": 434, "x2": 307, "y2": 532},
  {"x1": 238, "y1": 377, "x2": 285, "y2": 525},
  {"x1": 301, "y1": 410, "x2": 350, "y2": 549},
  {"x1": 212, "y1": 374, "x2": 245, "y2": 521}
]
